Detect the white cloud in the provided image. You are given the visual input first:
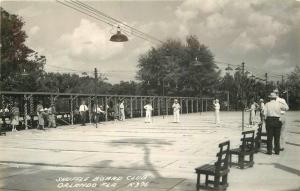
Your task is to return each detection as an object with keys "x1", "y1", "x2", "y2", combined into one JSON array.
[
  {"x1": 247, "y1": 12, "x2": 289, "y2": 36},
  {"x1": 174, "y1": 0, "x2": 292, "y2": 49},
  {"x1": 176, "y1": 0, "x2": 226, "y2": 19},
  {"x1": 259, "y1": 35, "x2": 276, "y2": 48},
  {"x1": 230, "y1": 32, "x2": 259, "y2": 52},
  {"x1": 57, "y1": 19, "x2": 124, "y2": 60}
]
